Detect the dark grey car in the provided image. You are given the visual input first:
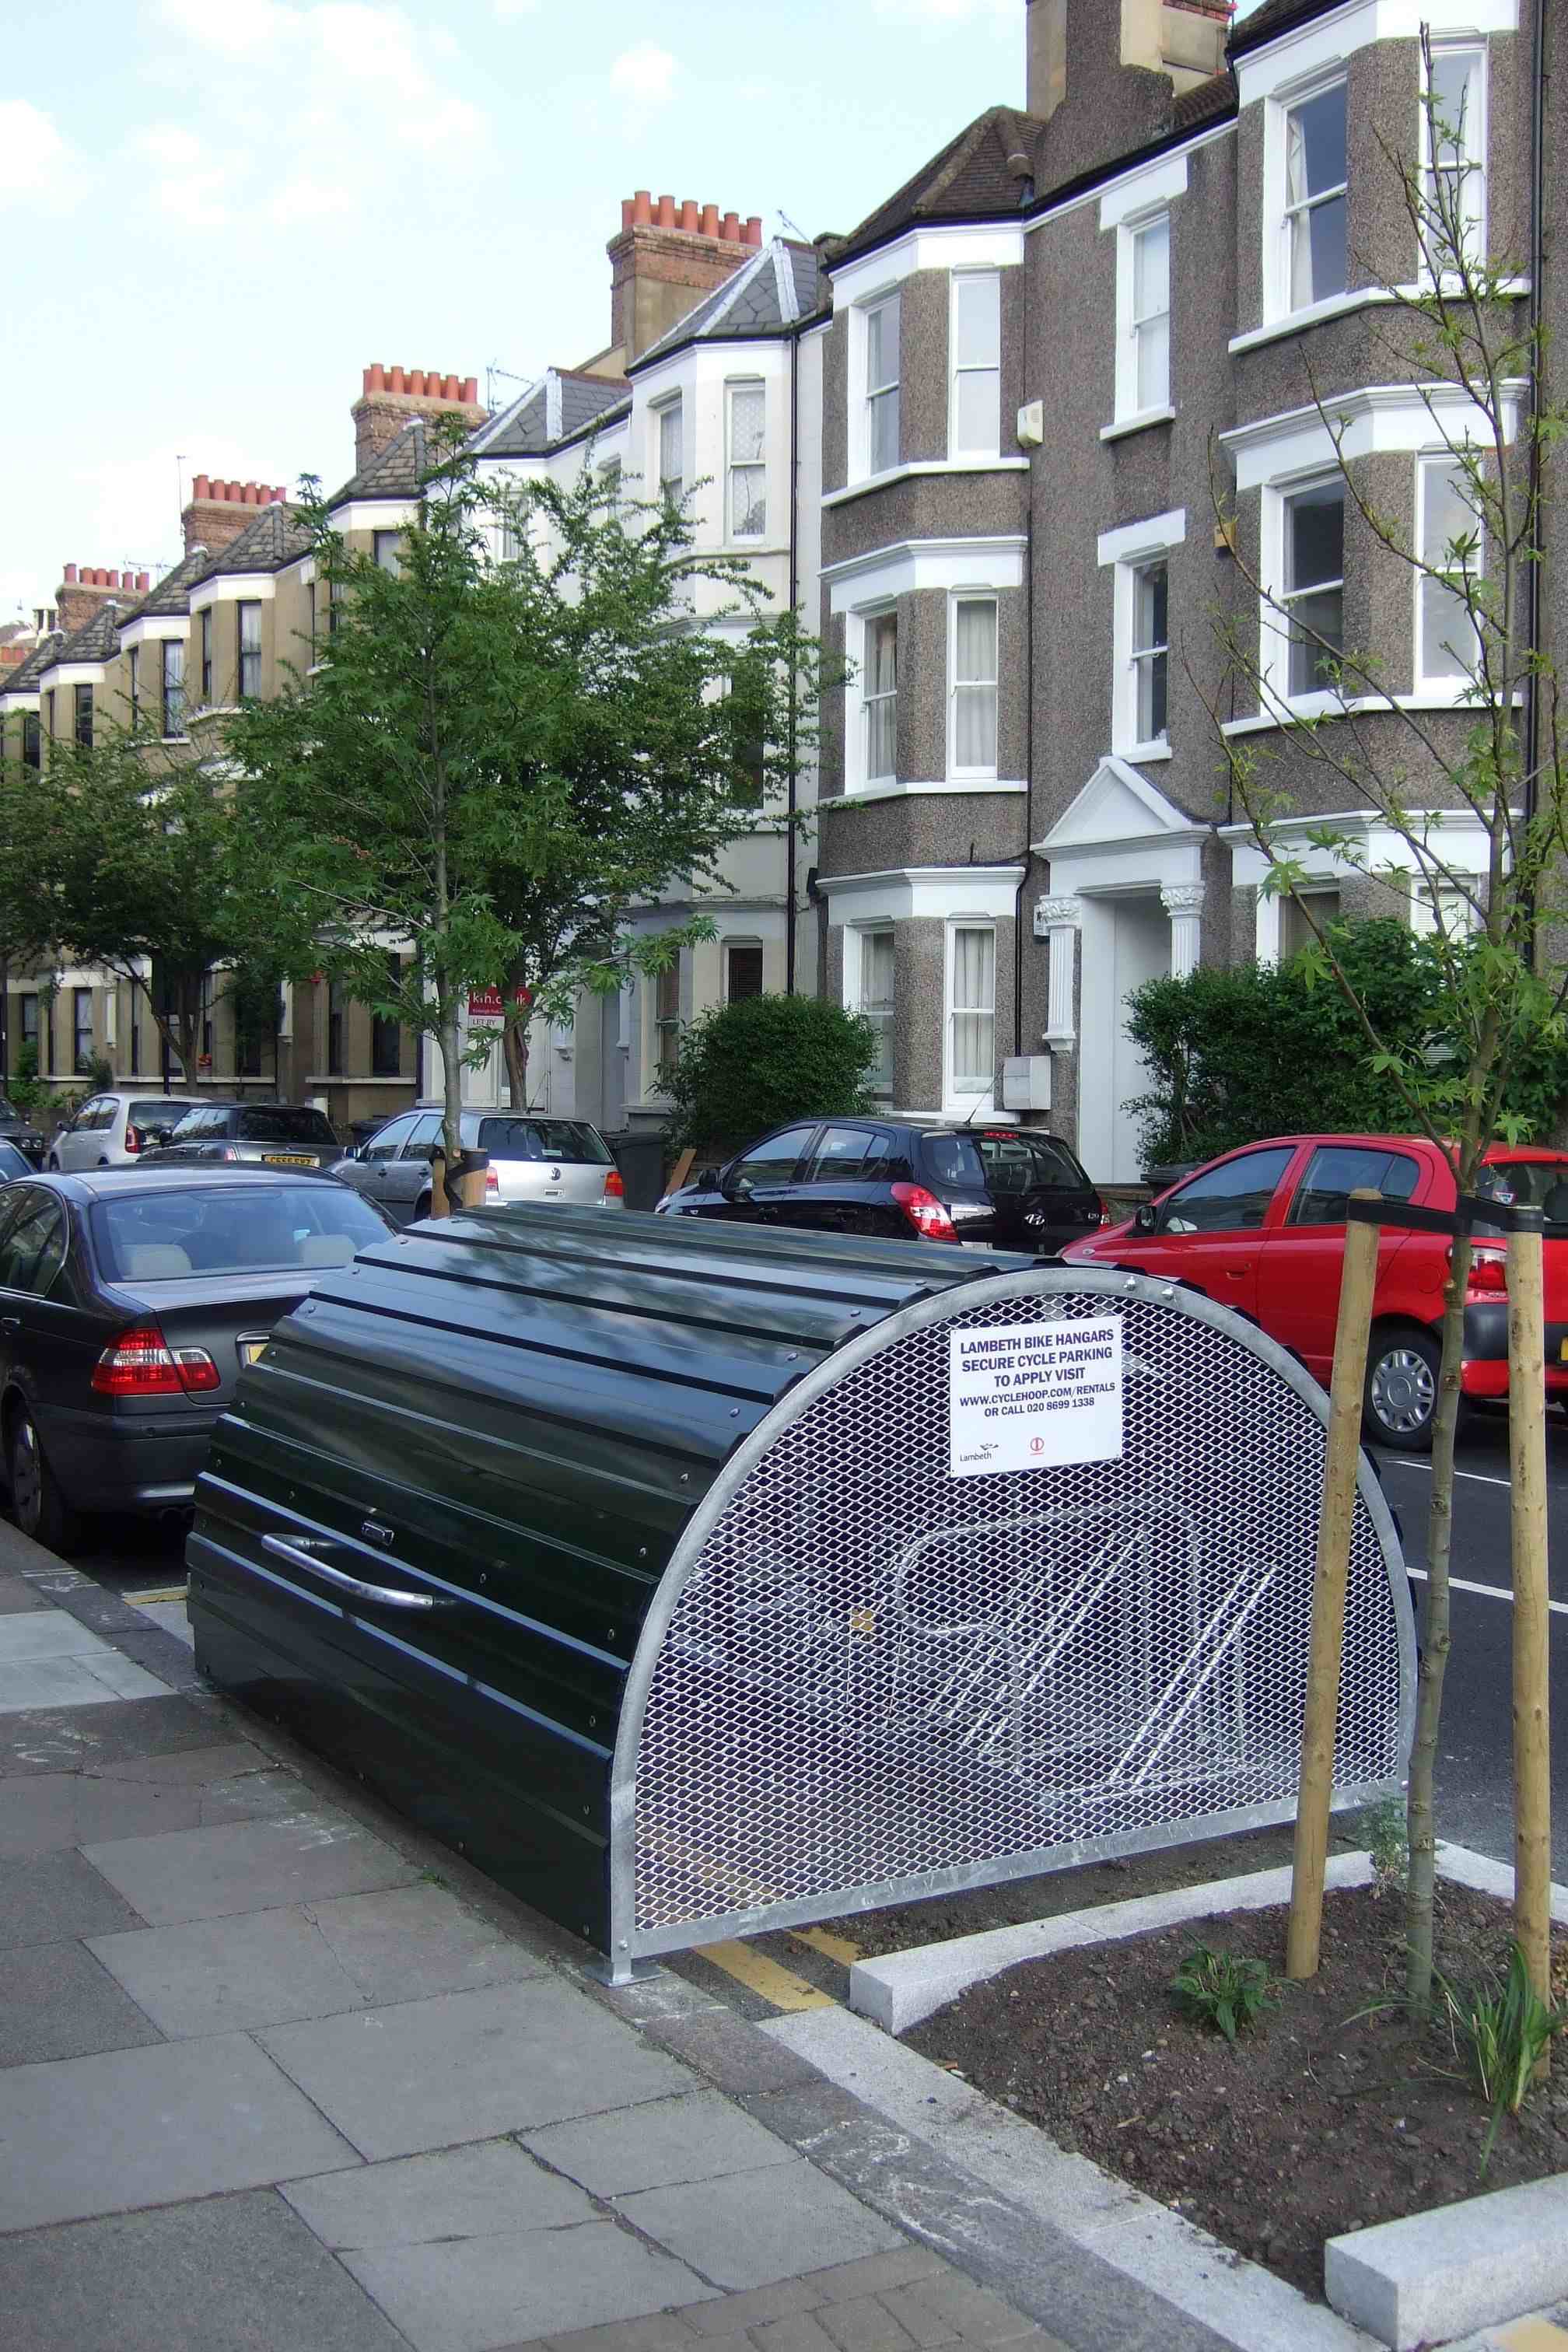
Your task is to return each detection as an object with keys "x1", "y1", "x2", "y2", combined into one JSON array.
[
  {"x1": 0, "y1": 1094, "x2": 46, "y2": 1168},
  {"x1": 140, "y1": 1101, "x2": 343, "y2": 1171}
]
